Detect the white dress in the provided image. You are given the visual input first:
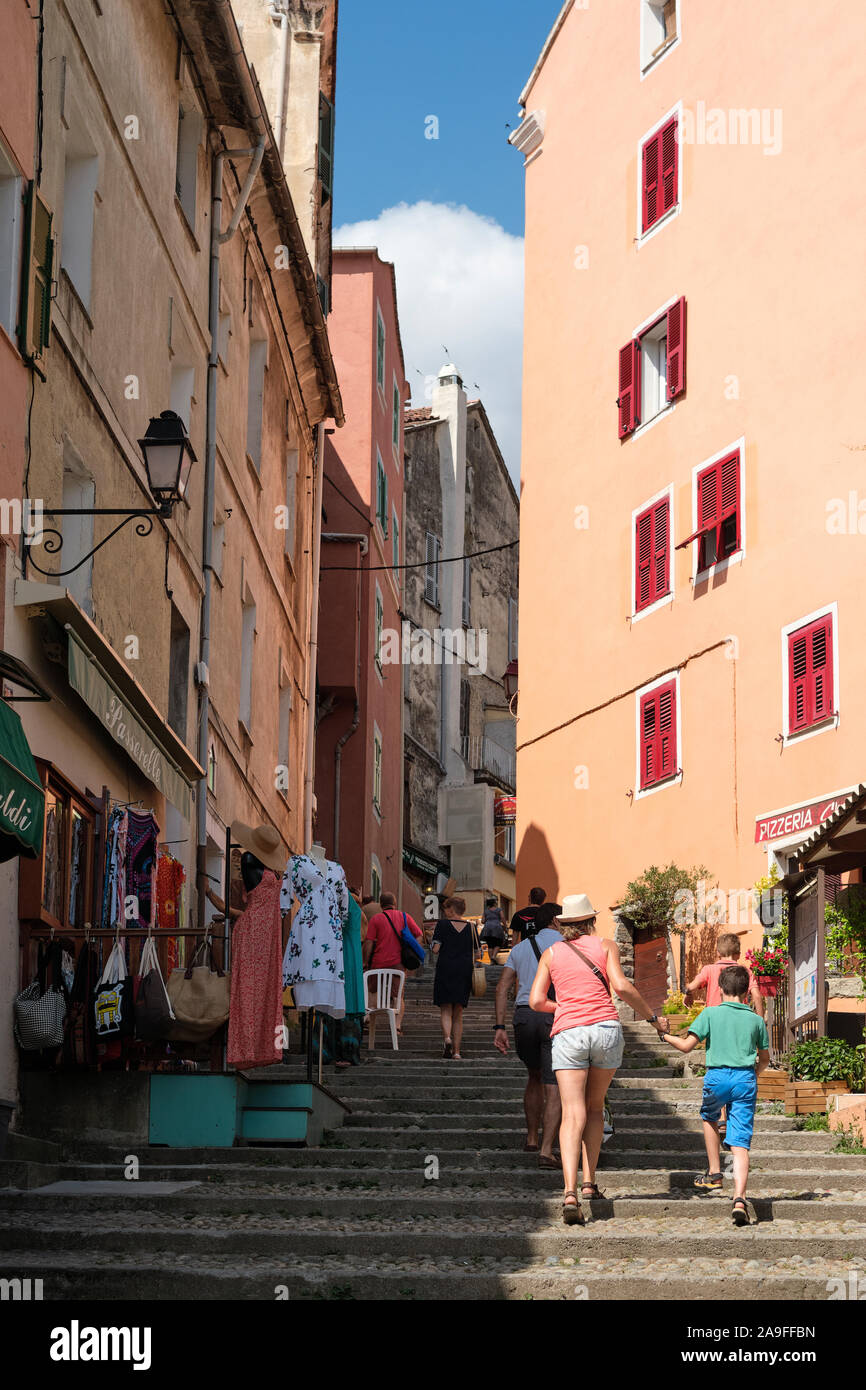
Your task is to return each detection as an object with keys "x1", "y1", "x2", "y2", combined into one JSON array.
[{"x1": 281, "y1": 853, "x2": 348, "y2": 1018}]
